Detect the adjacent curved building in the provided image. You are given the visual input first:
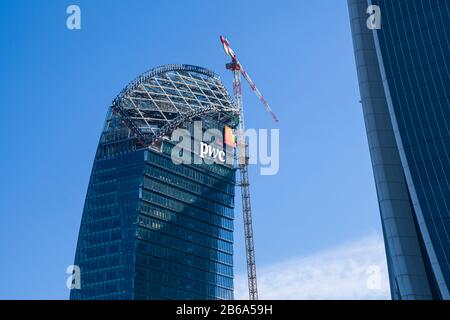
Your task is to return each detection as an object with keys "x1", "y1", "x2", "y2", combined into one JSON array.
[
  {"x1": 70, "y1": 65, "x2": 239, "y2": 299},
  {"x1": 348, "y1": 0, "x2": 450, "y2": 299}
]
